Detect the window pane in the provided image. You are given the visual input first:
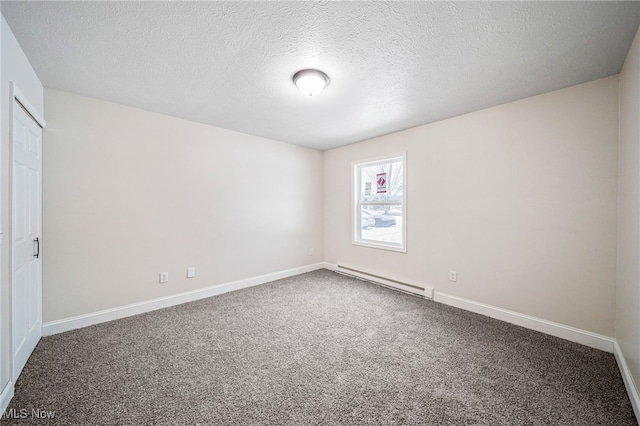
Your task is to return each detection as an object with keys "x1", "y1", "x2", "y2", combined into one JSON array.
[
  {"x1": 354, "y1": 153, "x2": 405, "y2": 252},
  {"x1": 360, "y1": 205, "x2": 403, "y2": 245},
  {"x1": 360, "y1": 159, "x2": 403, "y2": 203}
]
